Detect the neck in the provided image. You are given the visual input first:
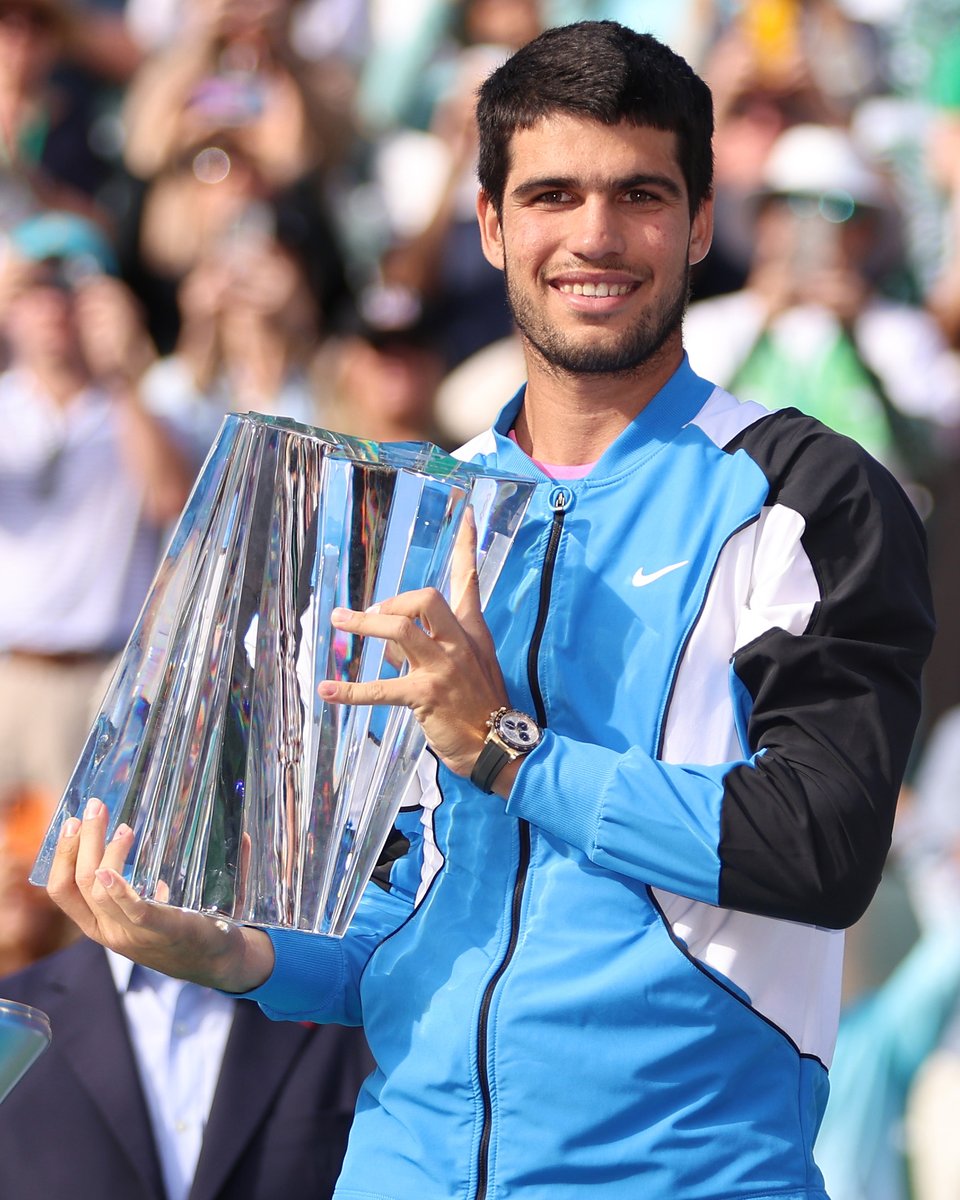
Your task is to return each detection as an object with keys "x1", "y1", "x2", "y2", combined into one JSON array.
[
  {"x1": 223, "y1": 324, "x2": 297, "y2": 406},
  {"x1": 26, "y1": 357, "x2": 91, "y2": 408},
  {"x1": 514, "y1": 334, "x2": 683, "y2": 465}
]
